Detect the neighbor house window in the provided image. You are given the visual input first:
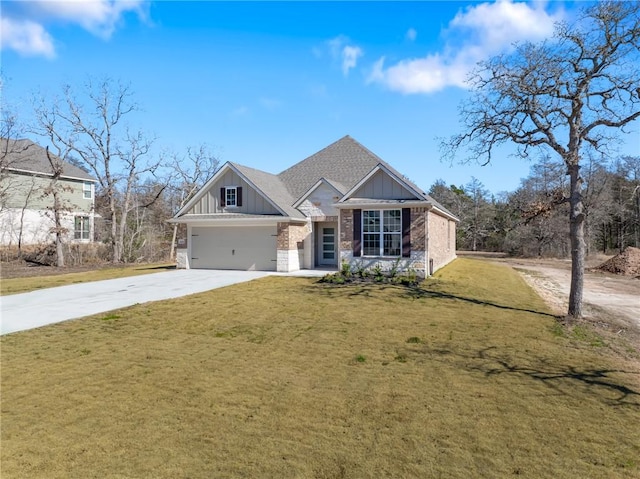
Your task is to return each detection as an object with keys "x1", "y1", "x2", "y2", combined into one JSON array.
[
  {"x1": 74, "y1": 216, "x2": 90, "y2": 240},
  {"x1": 362, "y1": 209, "x2": 401, "y2": 256},
  {"x1": 83, "y1": 182, "x2": 93, "y2": 199}
]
